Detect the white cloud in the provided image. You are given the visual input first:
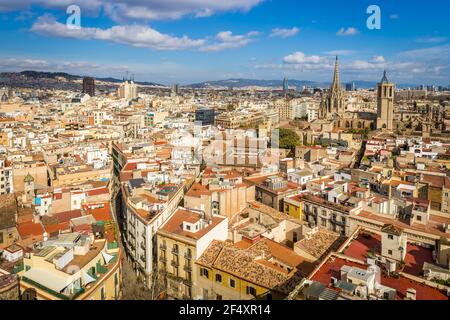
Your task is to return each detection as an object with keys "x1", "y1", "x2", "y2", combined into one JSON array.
[
  {"x1": 0, "y1": 58, "x2": 50, "y2": 69},
  {"x1": 199, "y1": 31, "x2": 260, "y2": 52},
  {"x1": 283, "y1": 52, "x2": 324, "y2": 64},
  {"x1": 272, "y1": 50, "x2": 449, "y2": 84},
  {"x1": 31, "y1": 15, "x2": 257, "y2": 52},
  {"x1": 372, "y1": 55, "x2": 385, "y2": 63},
  {"x1": 336, "y1": 27, "x2": 359, "y2": 36},
  {"x1": 0, "y1": 0, "x2": 263, "y2": 21},
  {"x1": 415, "y1": 36, "x2": 447, "y2": 44},
  {"x1": 399, "y1": 44, "x2": 450, "y2": 60},
  {"x1": 270, "y1": 27, "x2": 300, "y2": 38}
]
